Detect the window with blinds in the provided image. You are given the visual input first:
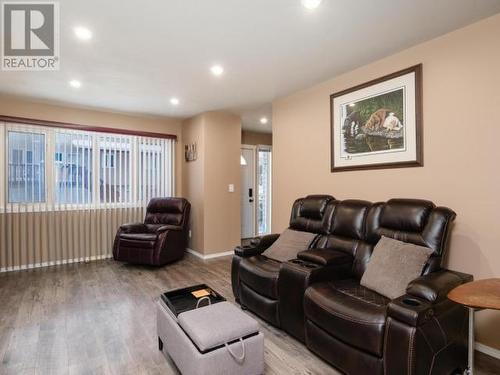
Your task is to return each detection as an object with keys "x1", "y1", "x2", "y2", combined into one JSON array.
[
  {"x1": 0, "y1": 121, "x2": 176, "y2": 271},
  {"x1": 0, "y1": 123, "x2": 175, "y2": 210}
]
